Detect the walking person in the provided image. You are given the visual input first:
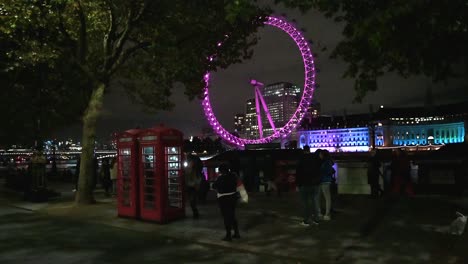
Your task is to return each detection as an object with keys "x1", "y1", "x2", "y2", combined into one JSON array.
[
  {"x1": 318, "y1": 149, "x2": 335, "y2": 221},
  {"x1": 110, "y1": 158, "x2": 118, "y2": 195},
  {"x1": 390, "y1": 149, "x2": 414, "y2": 196},
  {"x1": 73, "y1": 157, "x2": 80, "y2": 192},
  {"x1": 185, "y1": 155, "x2": 201, "y2": 219},
  {"x1": 295, "y1": 146, "x2": 321, "y2": 226},
  {"x1": 213, "y1": 164, "x2": 240, "y2": 241},
  {"x1": 367, "y1": 149, "x2": 383, "y2": 198},
  {"x1": 100, "y1": 159, "x2": 112, "y2": 196}
]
